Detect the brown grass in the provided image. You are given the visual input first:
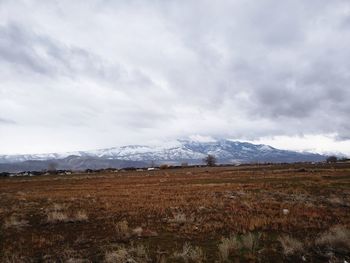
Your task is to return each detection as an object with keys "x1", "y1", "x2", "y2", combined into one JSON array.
[{"x1": 0, "y1": 163, "x2": 349, "y2": 261}]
